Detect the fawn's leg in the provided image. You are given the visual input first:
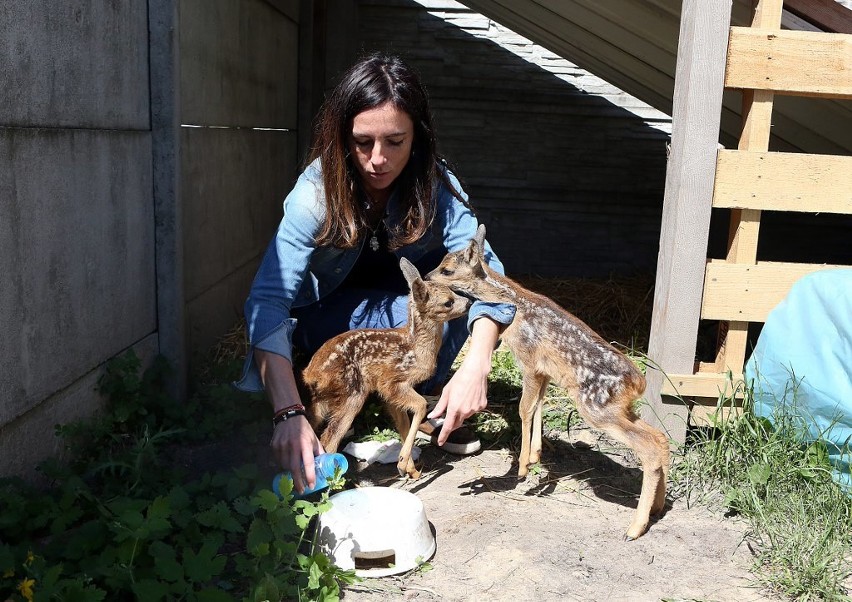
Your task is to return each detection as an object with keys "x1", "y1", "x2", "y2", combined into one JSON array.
[
  {"x1": 385, "y1": 387, "x2": 426, "y2": 479},
  {"x1": 529, "y1": 377, "x2": 550, "y2": 465},
  {"x1": 518, "y1": 372, "x2": 549, "y2": 478},
  {"x1": 318, "y1": 389, "x2": 368, "y2": 454},
  {"x1": 589, "y1": 401, "x2": 669, "y2": 540}
]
